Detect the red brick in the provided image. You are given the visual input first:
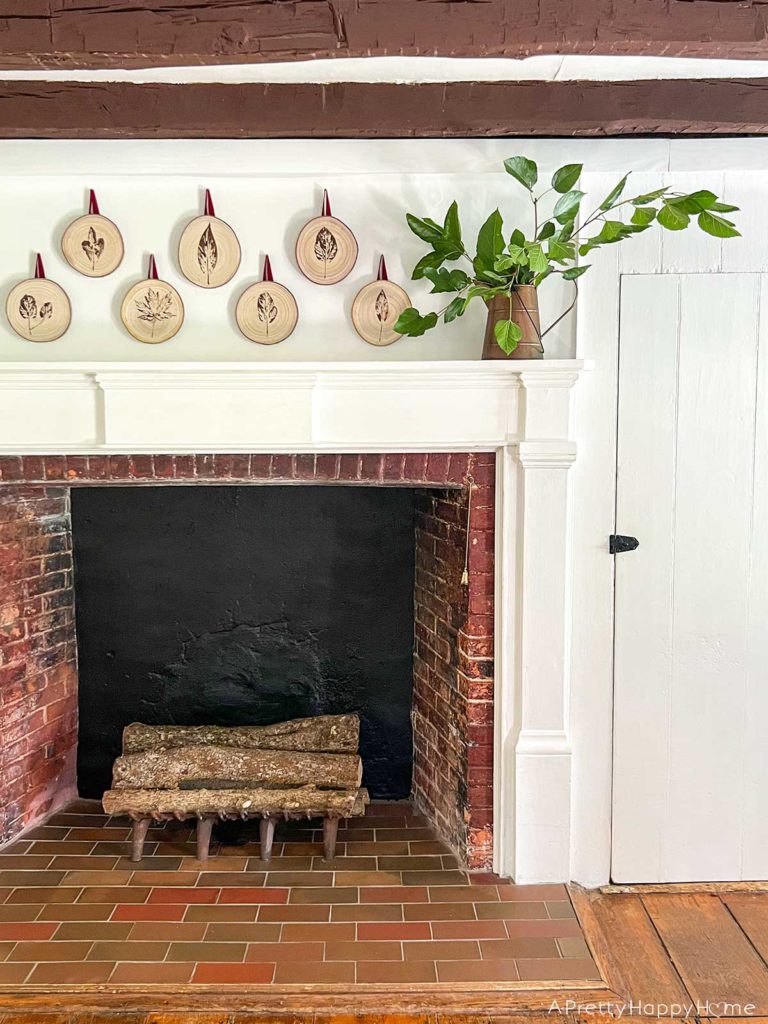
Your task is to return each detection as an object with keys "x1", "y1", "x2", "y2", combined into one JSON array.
[
  {"x1": 315, "y1": 454, "x2": 339, "y2": 479},
  {"x1": 383, "y1": 453, "x2": 405, "y2": 480},
  {"x1": 107, "y1": 455, "x2": 132, "y2": 480},
  {"x1": 269, "y1": 455, "x2": 292, "y2": 478},
  {"x1": 294, "y1": 454, "x2": 315, "y2": 479},
  {"x1": 360, "y1": 454, "x2": 383, "y2": 480},
  {"x1": 250, "y1": 455, "x2": 271, "y2": 478},
  {"x1": 174, "y1": 455, "x2": 196, "y2": 478},
  {"x1": 230, "y1": 455, "x2": 251, "y2": 478},
  {"x1": 338, "y1": 454, "x2": 360, "y2": 480}
]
